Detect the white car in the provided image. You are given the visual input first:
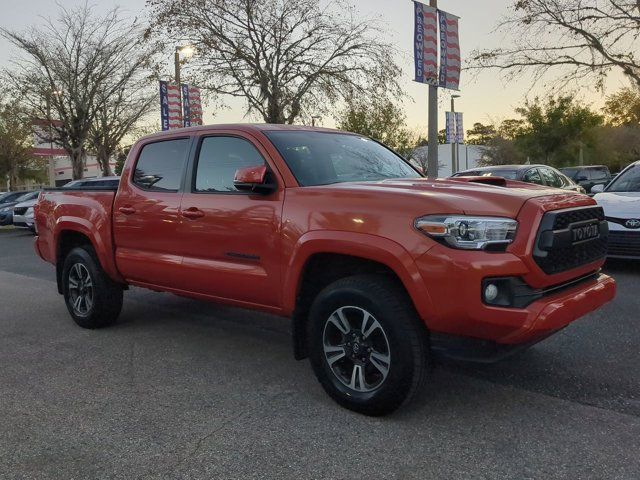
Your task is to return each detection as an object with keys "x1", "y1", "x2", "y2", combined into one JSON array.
[
  {"x1": 13, "y1": 194, "x2": 40, "y2": 232},
  {"x1": 592, "y1": 160, "x2": 640, "y2": 259}
]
